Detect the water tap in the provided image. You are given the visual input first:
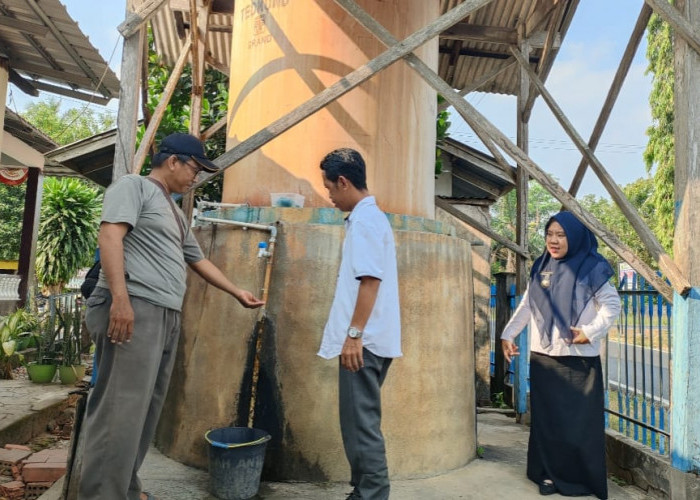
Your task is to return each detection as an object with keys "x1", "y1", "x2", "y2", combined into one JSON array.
[{"x1": 257, "y1": 241, "x2": 271, "y2": 258}]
